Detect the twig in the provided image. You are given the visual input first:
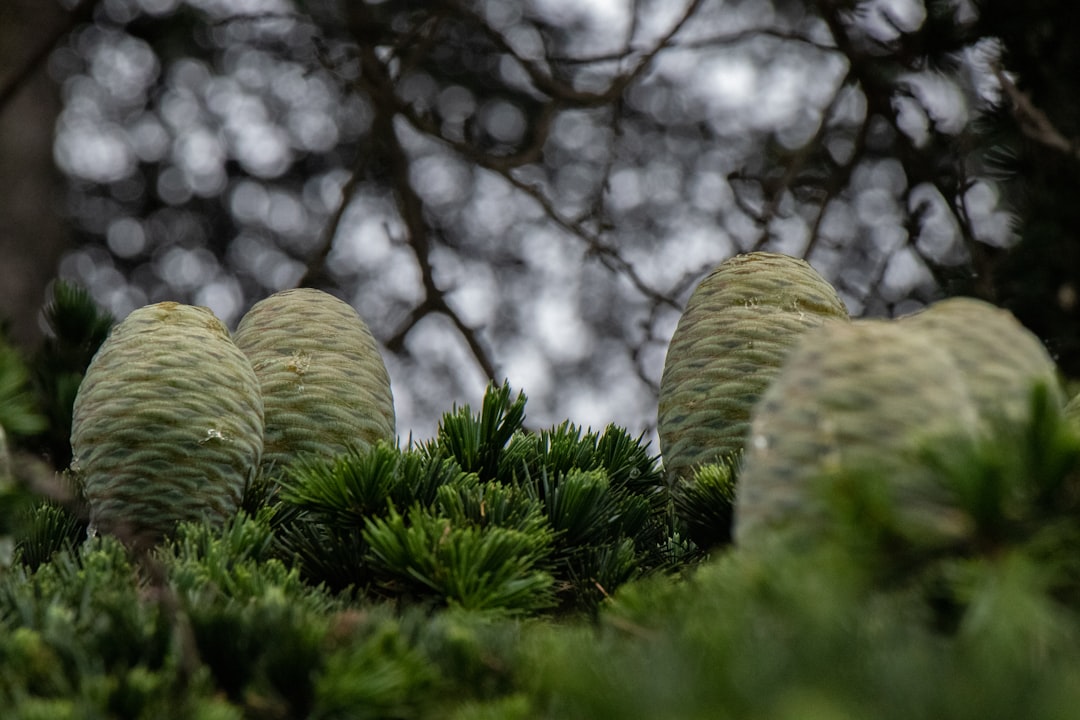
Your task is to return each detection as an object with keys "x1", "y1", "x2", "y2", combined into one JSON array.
[
  {"x1": 352, "y1": 20, "x2": 500, "y2": 383},
  {"x1": 298, "y1": 166, "x2": 363, "y2": 288},
  {"x1": 443, "y1": 0, "x2": 707, "y2": 107},
  {"x1": 994, "y1": 66, "x2": 1080, "y2": 161}
]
